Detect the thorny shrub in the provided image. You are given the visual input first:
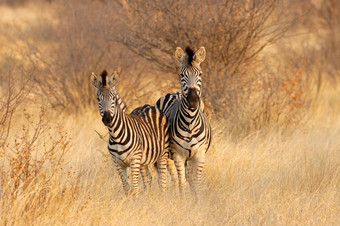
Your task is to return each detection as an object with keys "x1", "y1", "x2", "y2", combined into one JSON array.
[
  {"x1": 219, "y1": 57, "x2": 311, "y2": 135},
  {"x1": 110, "y1": 0, "x2": 298, "y2": 109},
  {"x1": 0, "y1": 106, "x2": 78, "y2": 223},
  {"x1": 0, "y1": 60, "x2": 78, "y2": 223},
  {"x1": 0, "y1": 56, "x2": 34, "y2": 147},
  {"x1": 5, "y1": 0, "x2": 151, "y2": 111}
]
